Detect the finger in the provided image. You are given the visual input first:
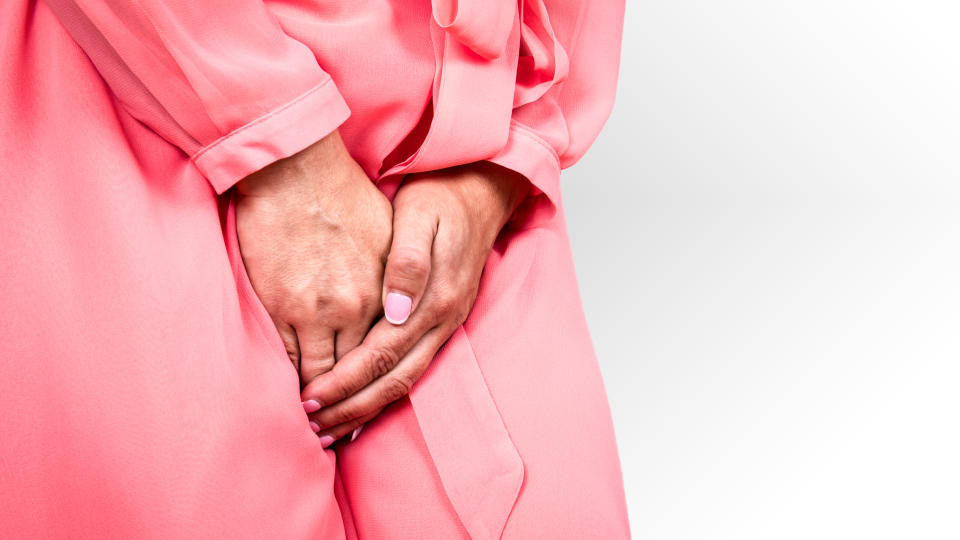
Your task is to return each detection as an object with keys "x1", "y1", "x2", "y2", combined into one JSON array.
[
  {"x1": 335, "y1": 325, "x2": 367, "y2": 362},
  {"x1": 309, "y1": 325, "x2": 451, "y2": 430},
  {"x1": 382, "y1": 200, "x2": 437, "y2": 325},
  {"x1": 315, "y1": 410, "x2": 381, "y2": 448},
  {"x1": 275, "y1": 319, "x2": 301, "y2": 372},
  {"x1": 297, "y1": 325, "x2": 337, "y2": 385},
  {"x1": 301, "y1": 312, "x2": 436, "y2": 407}
]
